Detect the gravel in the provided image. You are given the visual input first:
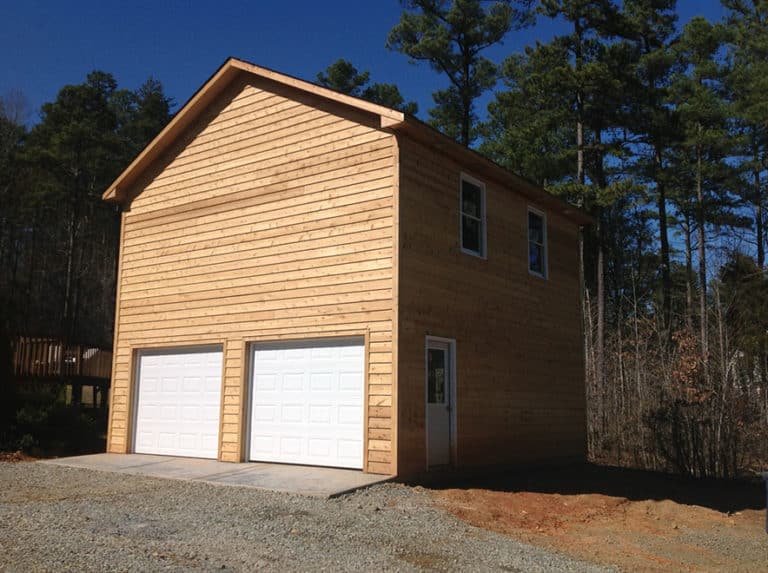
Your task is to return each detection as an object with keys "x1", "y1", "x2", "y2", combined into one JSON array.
[{"x1": 0, "y1": 461, "x2": 612, "y2": 572}]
